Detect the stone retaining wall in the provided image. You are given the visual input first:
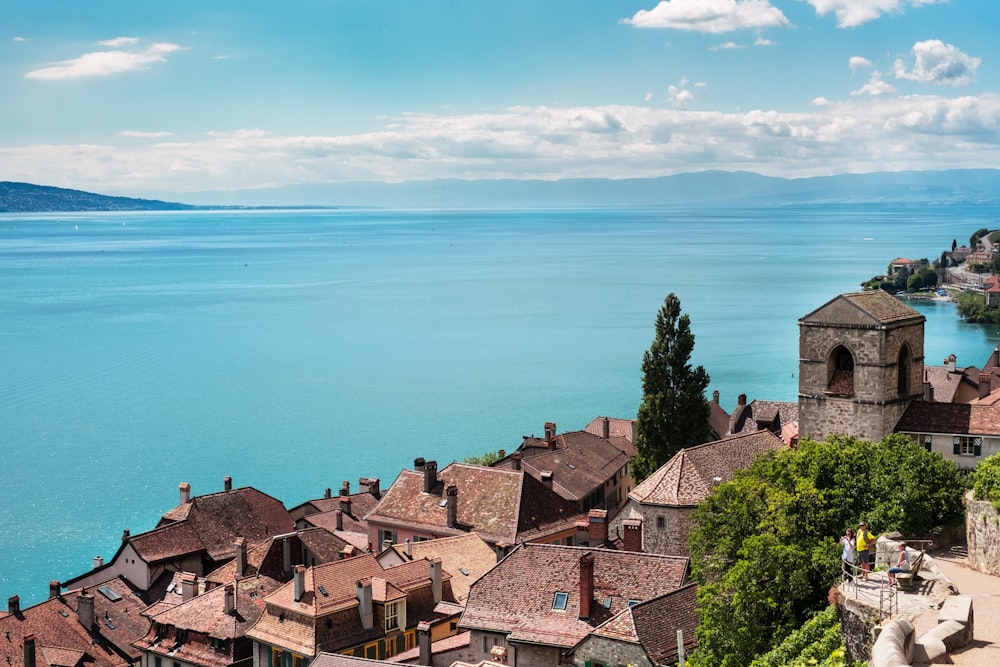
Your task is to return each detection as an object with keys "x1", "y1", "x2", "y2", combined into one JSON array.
[{"x1": 966, "y1": 494, "x2": 1000, "y2": 576}]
